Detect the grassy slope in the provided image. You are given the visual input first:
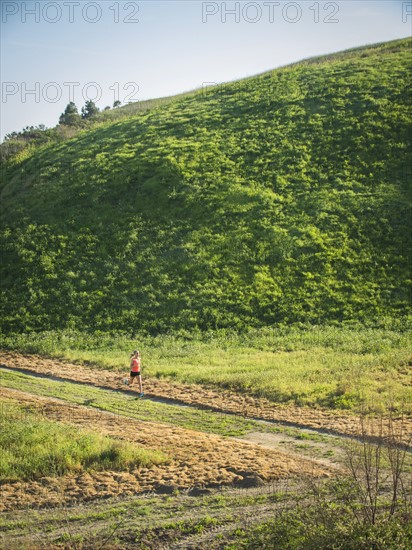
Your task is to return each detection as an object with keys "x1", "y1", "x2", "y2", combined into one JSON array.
[{"x1": 0, "y1": 38, "x2": 411, "y2": 332}]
